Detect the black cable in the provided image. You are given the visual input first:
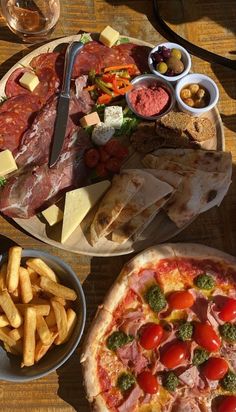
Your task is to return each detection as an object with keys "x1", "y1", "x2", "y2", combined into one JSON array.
[{"x1": 153, "y1": 0, "x2": 236, "y2": 71}]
